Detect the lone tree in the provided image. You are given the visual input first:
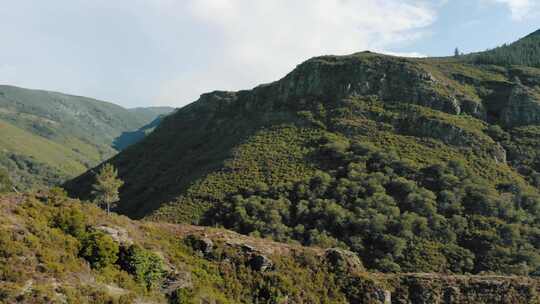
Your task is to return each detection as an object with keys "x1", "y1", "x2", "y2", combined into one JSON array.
[
  {"x1": 454, "y1": 47, "x2": 460, "y2": 57},
  {"x1": 92, "y1": 164, "x2": 124, "y2": 215}
]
